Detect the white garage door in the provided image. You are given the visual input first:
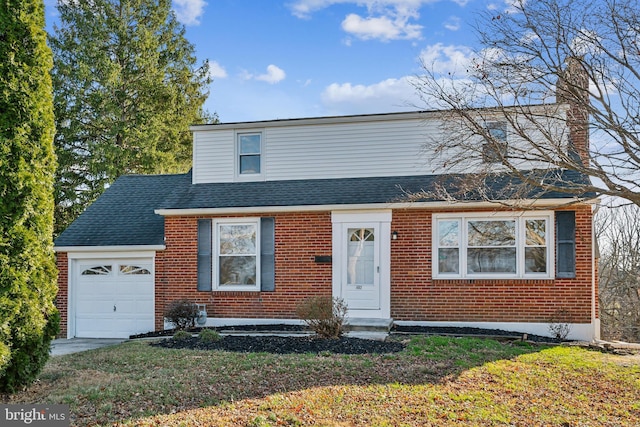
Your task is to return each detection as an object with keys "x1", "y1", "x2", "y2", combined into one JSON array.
[{"x1": 75, "y1": 259, "x2": 154, "y2": 338}]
